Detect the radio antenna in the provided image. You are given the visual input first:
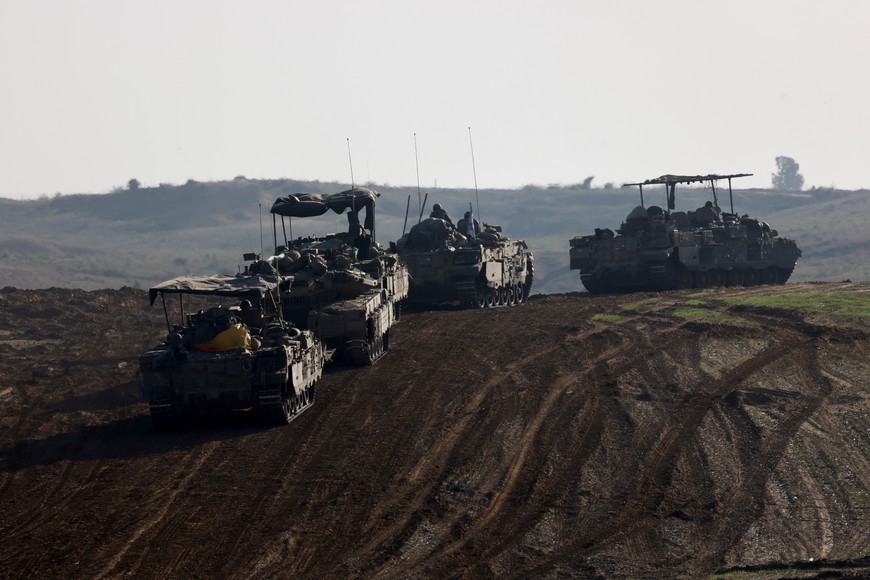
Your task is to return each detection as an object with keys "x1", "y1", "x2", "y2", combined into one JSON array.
[
  {"x1": 259, "y1": 203, "x2": 265, "y2": 259},
  {"x1": 468, "y1": 126, "x2": 481, "y2": 223},
  {"x1": 414, "y1": 132, "x2": 422, "y2": 217},
  {"x1": 402, "y1": 195, "x2": 411, "y2": 237},
  {"x1": 346, "y1": 137, "x2": 357, "y2": 218},
  {"x1": 347, "y1": 137, "x2": 355, "y2": 189}
]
